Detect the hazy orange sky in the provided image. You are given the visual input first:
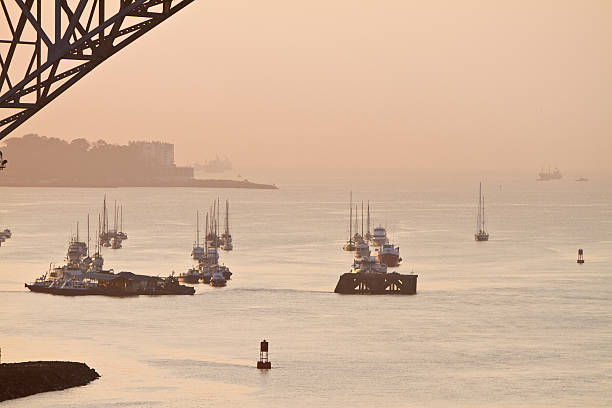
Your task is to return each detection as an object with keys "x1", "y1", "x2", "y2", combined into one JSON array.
[{"x1": 5, "y1": 1, "x2": 612, "y2": 176}]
